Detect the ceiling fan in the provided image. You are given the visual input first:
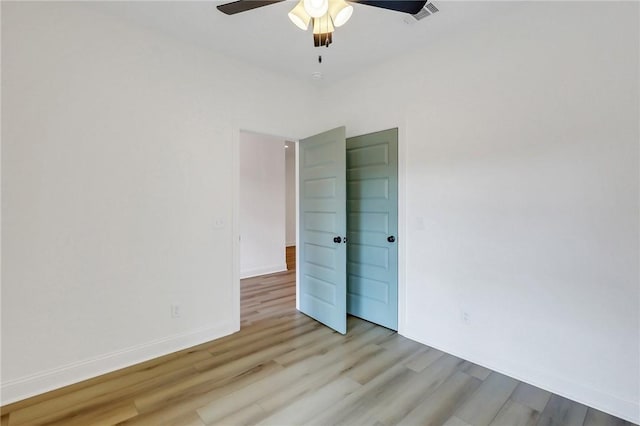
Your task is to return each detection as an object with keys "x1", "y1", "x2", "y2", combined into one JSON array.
[{"x1": 217, "y1": 0, "x2": 429, "y2": 47}]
